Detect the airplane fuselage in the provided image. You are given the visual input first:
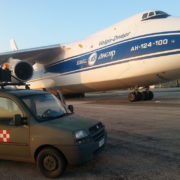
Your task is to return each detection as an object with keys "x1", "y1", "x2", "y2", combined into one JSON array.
[{"x1": 29, "y1": 10, "x2": 180, "y2": 94}]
